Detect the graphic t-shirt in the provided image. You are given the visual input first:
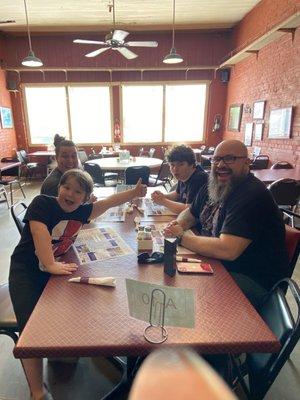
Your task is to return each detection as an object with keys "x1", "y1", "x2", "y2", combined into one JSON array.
[
  {"x1": 176, "y1": 165, "x2": 207, "y2": 204},
  {"x1": 11, "y1": 195, "x2": 93, "y2": 271},
  {"x1": 190, "y1": 173, "x2": 289, "y2": 290}
]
